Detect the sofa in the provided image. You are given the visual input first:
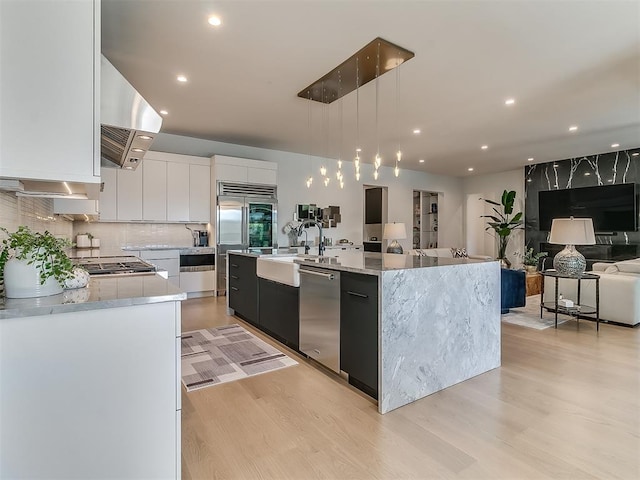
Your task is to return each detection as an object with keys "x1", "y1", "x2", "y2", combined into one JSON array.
[
  {"x1": 409, "y1": 247, "x2": 492, "y2": 261},
  {"x1": 542, "y1": 259, "x2": 640, "y2": 326}
]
